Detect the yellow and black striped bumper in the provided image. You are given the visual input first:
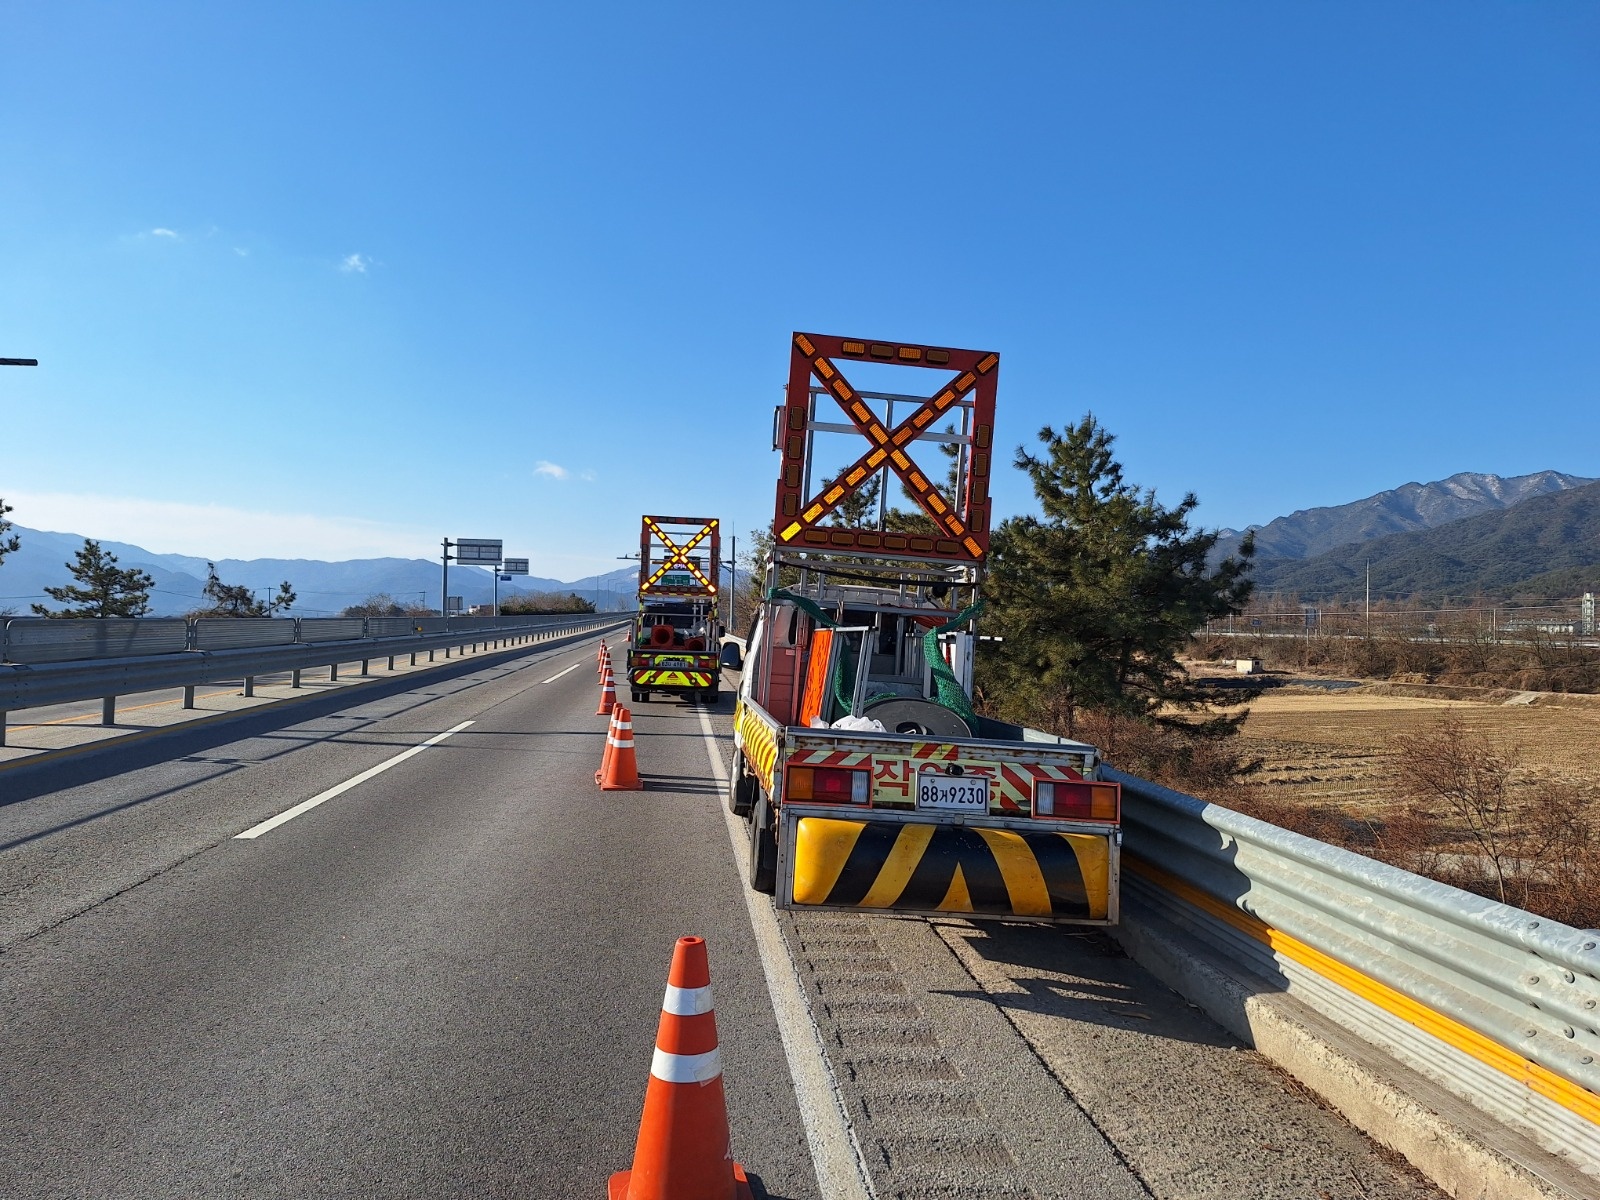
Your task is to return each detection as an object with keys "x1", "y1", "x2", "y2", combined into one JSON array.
[{"x1": 785, "y1": 815, "x2": 1114, "y2": 921}]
